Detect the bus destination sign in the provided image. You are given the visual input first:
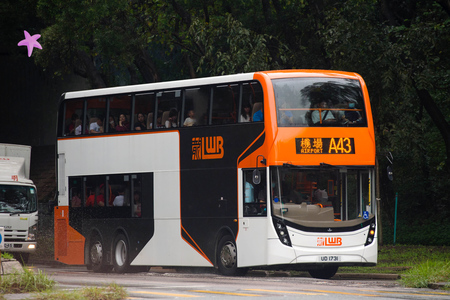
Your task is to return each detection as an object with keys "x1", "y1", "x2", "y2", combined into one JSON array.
[{"x1": 296, "y1": 137, "x2": 355, "y2": 154}]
